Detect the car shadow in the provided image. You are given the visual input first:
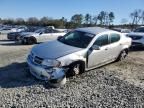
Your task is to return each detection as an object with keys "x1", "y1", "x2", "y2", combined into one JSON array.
[
  {"x1": 0, "y1": 40, "x2": 20, "y2": 46},
  {"x1": 0, "y1": 42, "x2": 25, "y2": 46},
  {"x1": 0, "y1": 62, "x2": 52, "y2": 89},
  {"x1": 129, "y1": 47, "x2": 144, "y2": 52},
  {"x1": 0, "y1": 39, "x2": 11, "y2": 42}
]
